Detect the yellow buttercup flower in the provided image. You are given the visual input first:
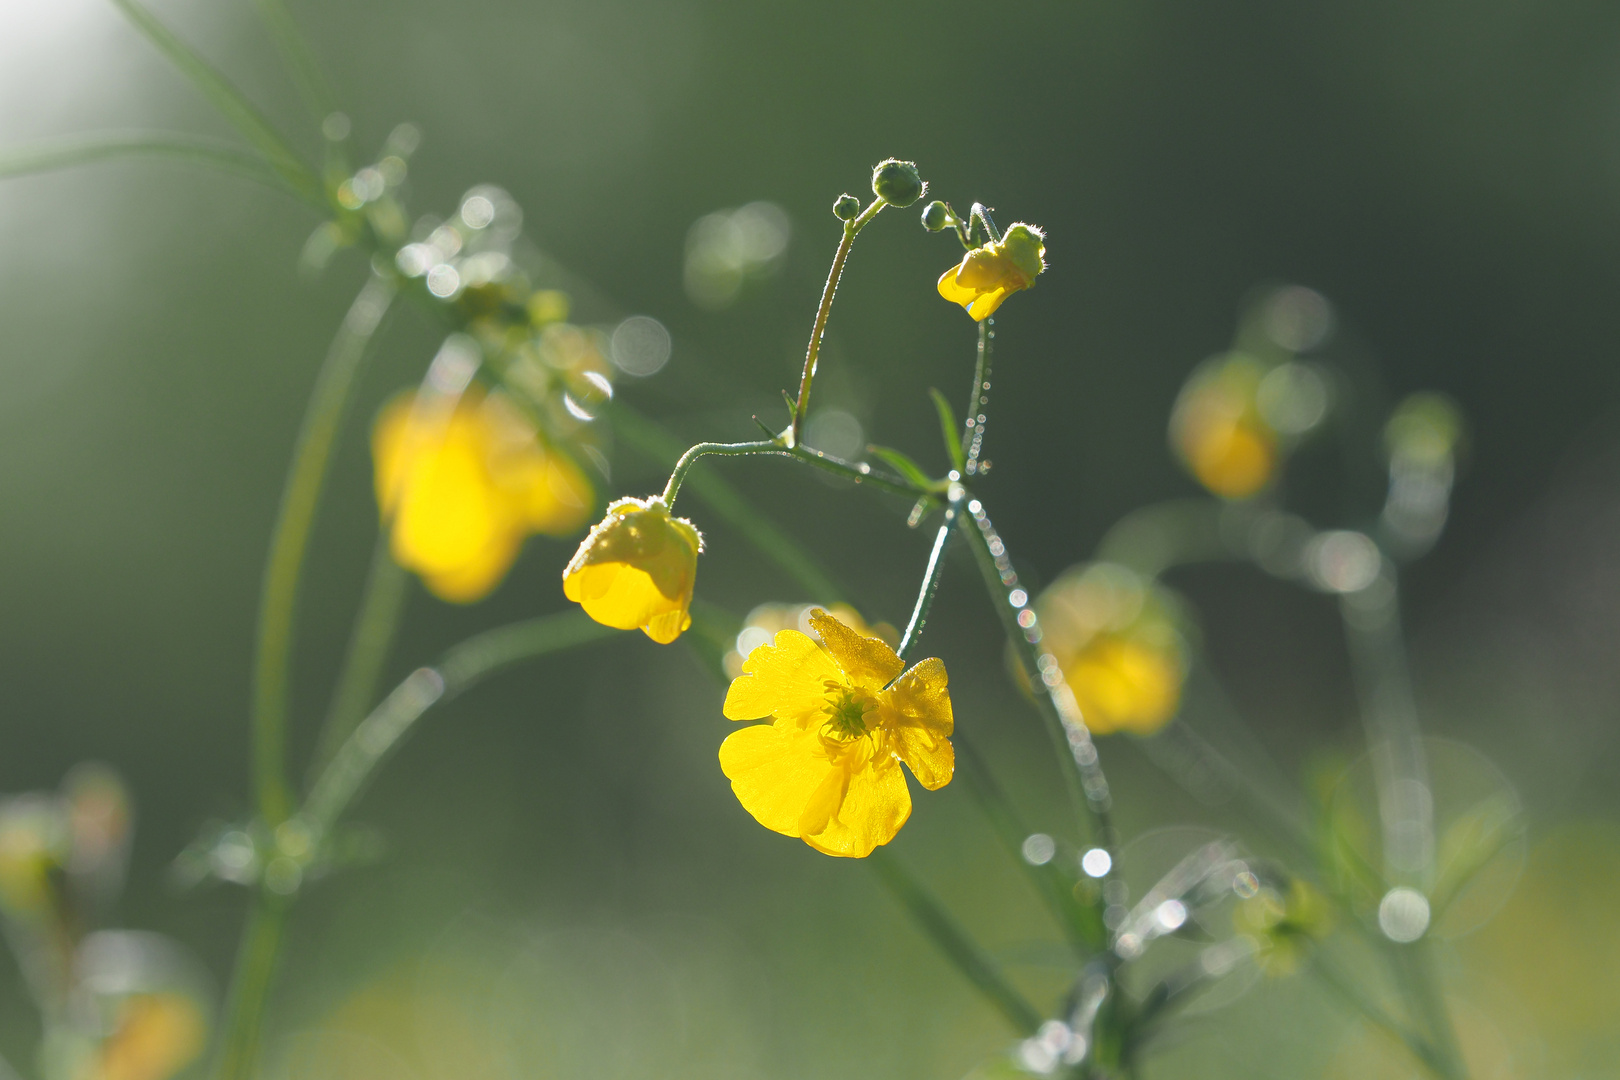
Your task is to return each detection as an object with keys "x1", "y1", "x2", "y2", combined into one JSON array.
[
  {"x1": 93, "y1": 993, "x2": 207, "y2": 1080},
  {"x1": 937, "y1": 223, "x2": 1047, "y2": 321},
  {"x1": 563, "y1": 496, "x2": 702, "y2": 643},
  {"x1": 1033, "y1": 564, "x2": 1188, "y2": 736},
  {"x1": 722, "y1": 602, "x2": 898, "y2": 679},
  {"x1": 719, "y1": 609, "x2": 953, "y2": 857},
  {"x1": 374, "y1": 387, "x2": 594, "y2": 603},
  {"x1": 1169, "y1": 353, "x2": 1276, "y2": 499}
]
